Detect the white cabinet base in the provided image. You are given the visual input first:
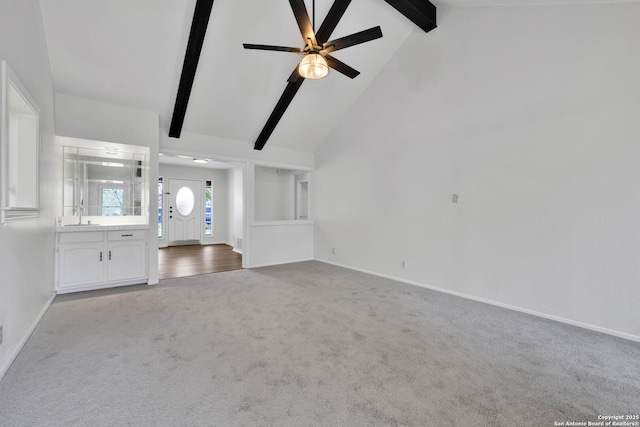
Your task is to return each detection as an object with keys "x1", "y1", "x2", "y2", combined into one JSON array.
[
  {"x1": 56, "y1": 228, "x2": 148, "y2": 294},
  {"x1": 56, "y1": 278, "x2": 148, "y2": 294}
]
